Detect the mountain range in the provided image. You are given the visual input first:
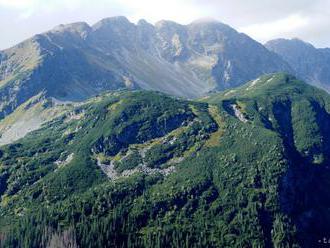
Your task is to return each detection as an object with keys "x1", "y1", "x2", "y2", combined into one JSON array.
[
  {"x1": 1, "y1": 16, "x2": 330, "y2": 248},
  {"x1": 0, "y1": 73, "x2": 330, "y2": 247},
  {"x1": 0, "y1": 16, "x2": 292, "y2": 120},
  {"x1": 266, "y1": 38, "x2": 330, "y2": 91}
]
